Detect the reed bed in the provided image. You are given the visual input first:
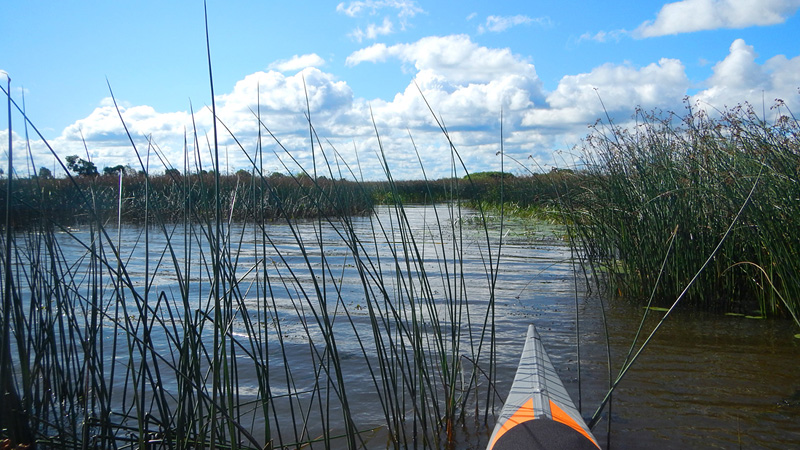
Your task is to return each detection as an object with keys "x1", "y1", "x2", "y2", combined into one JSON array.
[
  {"x1": 5, "y1": 10, "x2": 795, "y2": 444},
  {"x1": 568, "y1": 103, "x2": 800, "y2": 324},
  {"x1": 366, "y1": 171, "x2": 583, "y2": 209},
  {"x1": 0, "y1": 78, "x2": 510, "y2": 449},
  {"x1": 2, "y1": 170, "x2": 580, "y2": 228},
  {"x1": 1, "y1": 171, "x2": 375, "y2": 226}
]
